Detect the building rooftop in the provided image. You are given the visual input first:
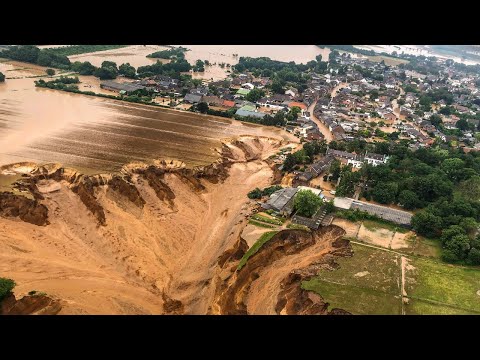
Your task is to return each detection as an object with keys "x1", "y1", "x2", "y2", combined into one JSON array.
[{"x1": 262, "y1": 187, "x2": 299, "y2": 213}]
